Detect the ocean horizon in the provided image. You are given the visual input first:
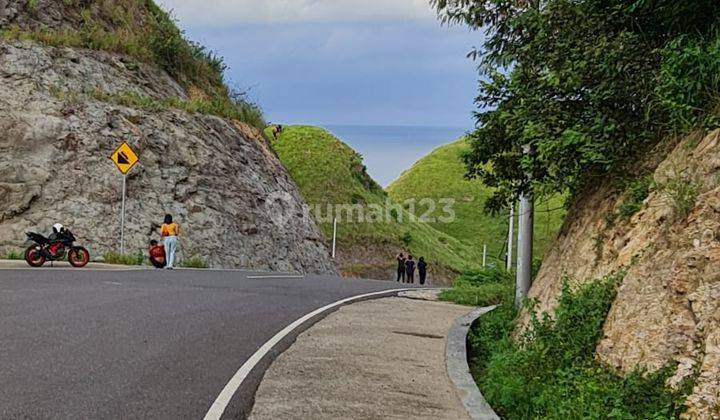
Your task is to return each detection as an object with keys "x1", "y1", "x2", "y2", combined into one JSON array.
[{"x1": 322, "y1": 124, "x2": 471, "y2": 187}]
